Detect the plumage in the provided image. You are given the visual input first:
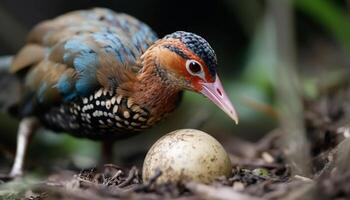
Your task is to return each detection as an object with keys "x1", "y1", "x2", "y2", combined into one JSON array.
[
  {"x1": 10, "y1": 8, "x2": 184, "y2": 139},
  {"x1": 7, "y1": 8, "x2": 240, "y2": 177}
]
